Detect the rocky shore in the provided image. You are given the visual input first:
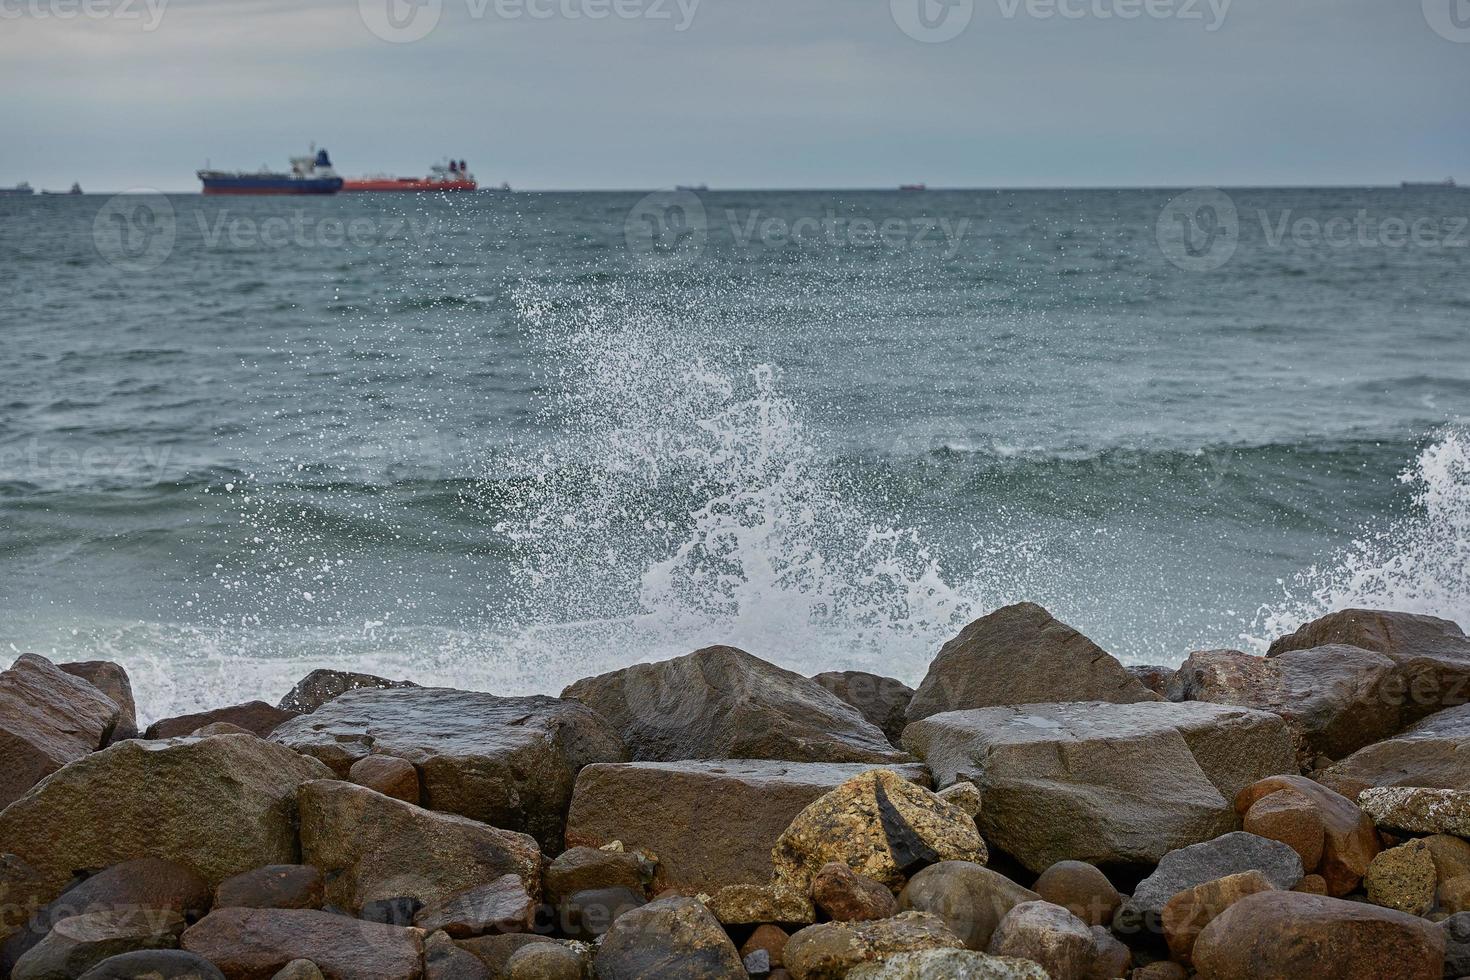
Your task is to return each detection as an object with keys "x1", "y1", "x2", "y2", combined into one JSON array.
[{"x1": 2, "y1": 602, "x2": 1470, "y2": 979}]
